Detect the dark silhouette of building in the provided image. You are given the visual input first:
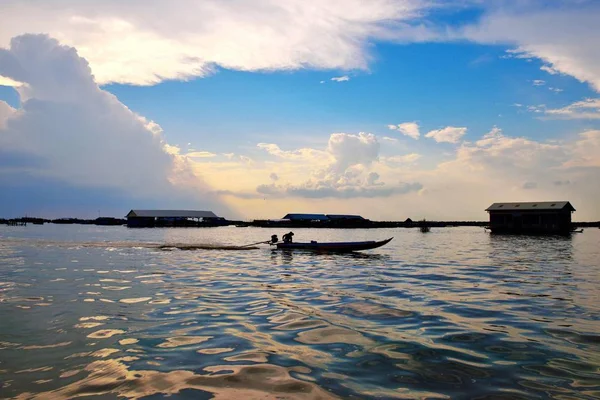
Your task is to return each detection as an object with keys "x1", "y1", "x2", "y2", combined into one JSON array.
[
  {"x1": 282, "y1": 213, "x2": 329, "y2": 222},
  {"x1": 126, "y1": 210, "x2": 224, "y2": 228},
  {"x1": 326, "y1": 214, "x2": 366, "y2": 221},
  {"x1": 485, "y1": 201, "x2": 575, "y2": 234}
]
